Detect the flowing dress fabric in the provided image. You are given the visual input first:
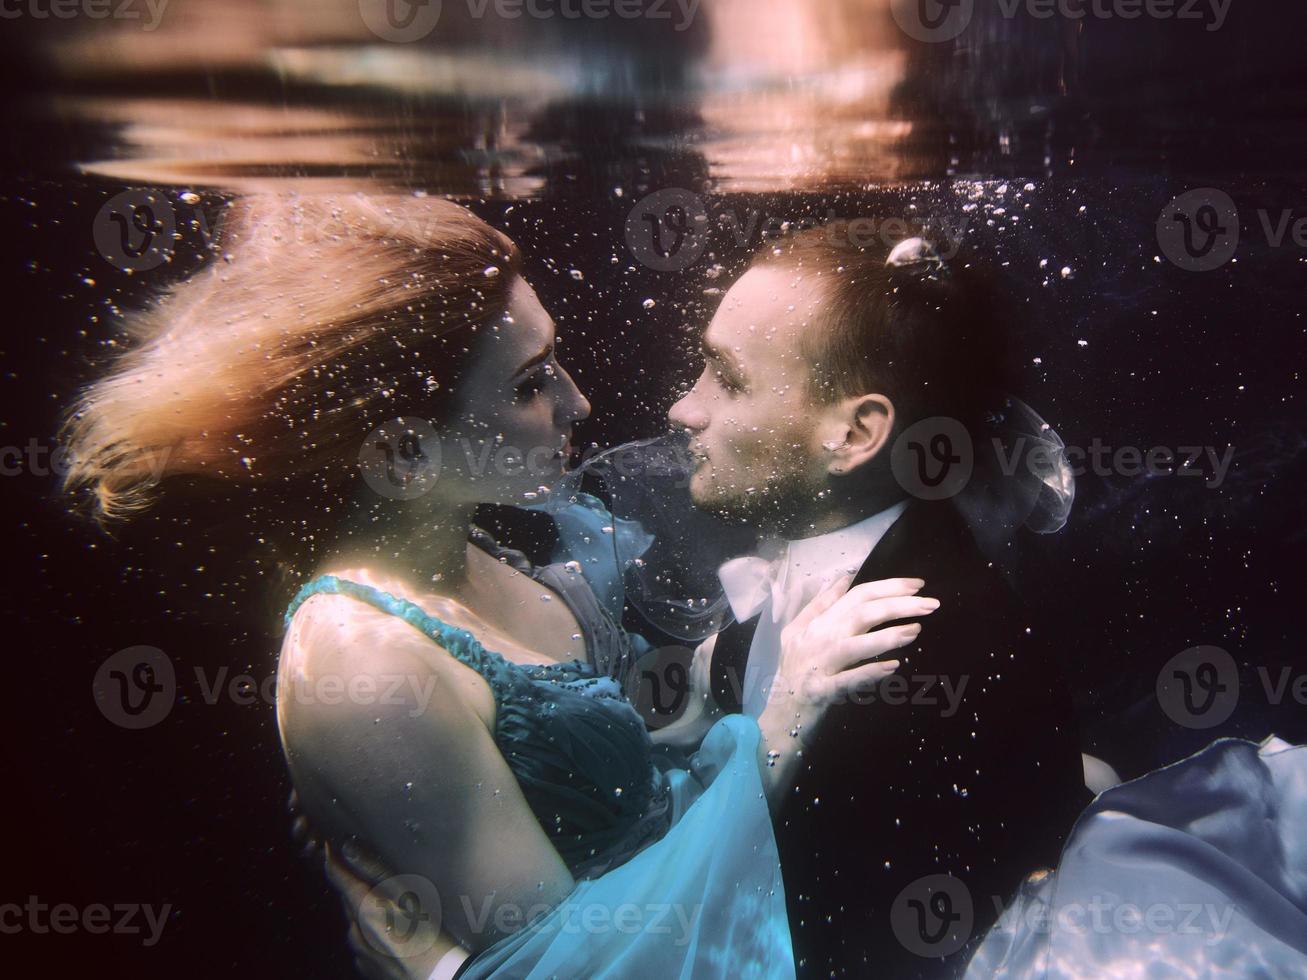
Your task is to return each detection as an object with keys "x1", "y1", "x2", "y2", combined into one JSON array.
[
  {"x1": 459, "y1": 714, "x2": 793, "y2": 980},
  {"x1": 965, "y1": 736, "x2": 1307, "y2": 979},
  {"x1": 284, "y1": 573, "x2": 794, "y2": 980}
]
